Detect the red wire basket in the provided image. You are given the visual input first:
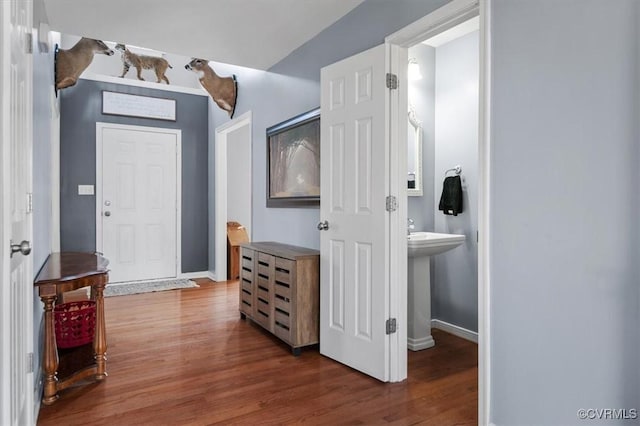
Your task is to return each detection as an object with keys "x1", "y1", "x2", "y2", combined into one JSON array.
[{"x1": 54, "y1": 301, "x2": 96, "y2": 349}]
